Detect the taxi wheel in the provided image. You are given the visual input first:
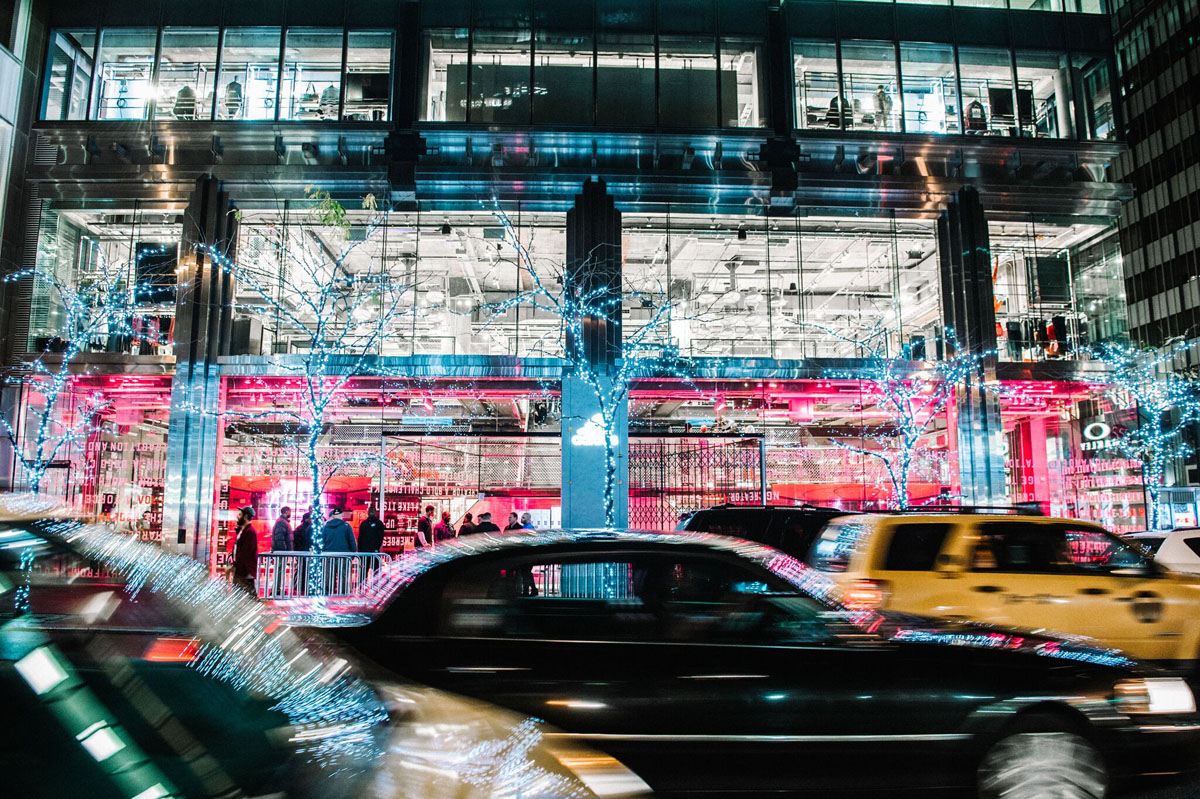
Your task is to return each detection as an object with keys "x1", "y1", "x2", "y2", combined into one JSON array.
[{"x1": 977, "y1": 730, "x2": 1107, "y2": 799}]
